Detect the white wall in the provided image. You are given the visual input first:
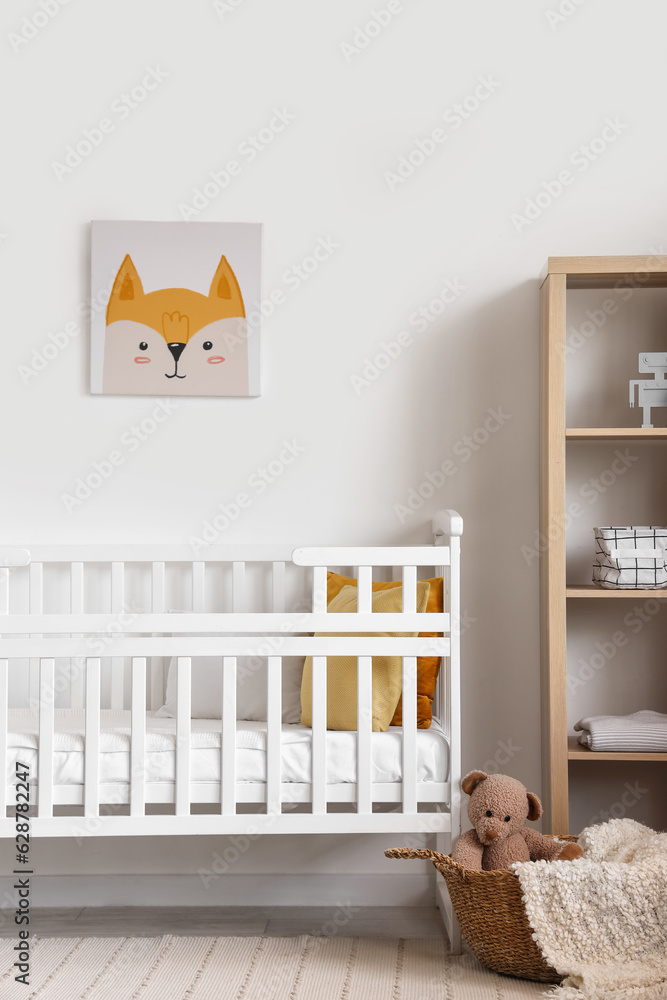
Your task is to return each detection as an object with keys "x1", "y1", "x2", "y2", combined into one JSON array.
[{"x1": 2, "y1": 0, "x2": 667, "y2": 906}]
